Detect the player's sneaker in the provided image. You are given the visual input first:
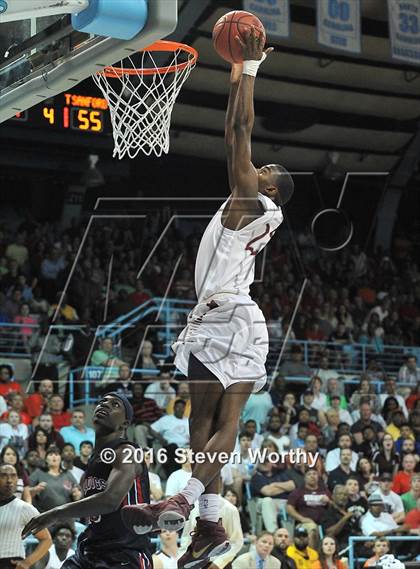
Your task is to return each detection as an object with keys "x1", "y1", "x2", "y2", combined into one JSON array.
[
  {"x1": 177, "y1": 518, "x2": 231, "y2": 569},
  {"x1": 121, "y1": 494, "x2": 192, "y2": 535}
]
